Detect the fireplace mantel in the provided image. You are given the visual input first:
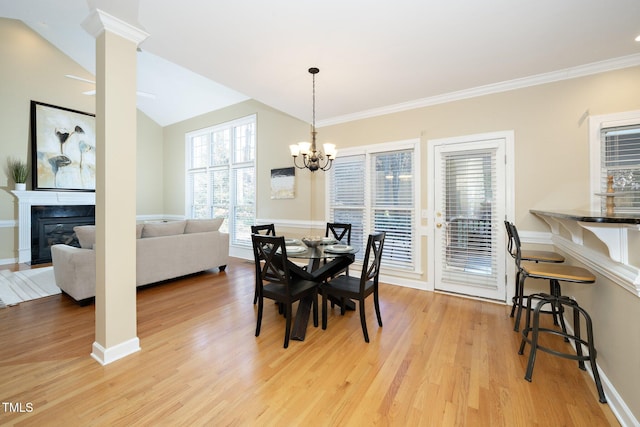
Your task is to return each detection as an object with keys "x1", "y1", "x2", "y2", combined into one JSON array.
[{"x1": 12, "y1": 190, "x2": 95, "y2": 263}]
